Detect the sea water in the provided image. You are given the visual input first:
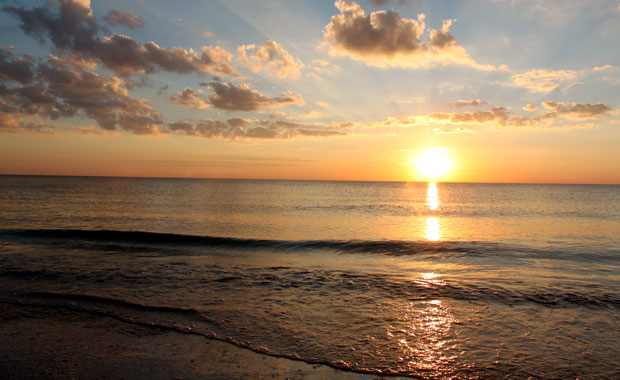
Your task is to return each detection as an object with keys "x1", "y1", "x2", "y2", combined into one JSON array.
[{"x1": 0, "y1": 176, "x2": 618, "y2": 378}]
